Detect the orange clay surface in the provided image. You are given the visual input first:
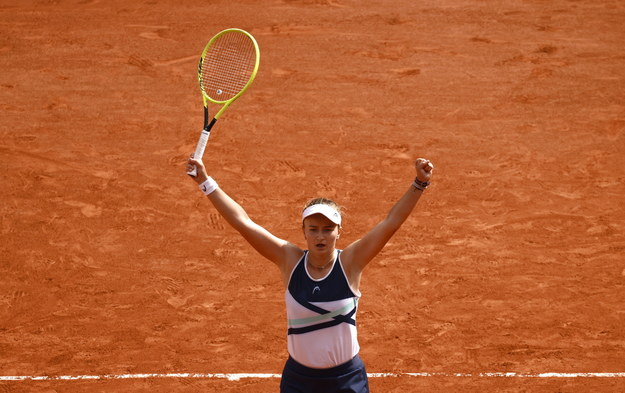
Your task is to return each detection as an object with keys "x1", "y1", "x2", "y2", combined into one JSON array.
[{"x1": 1, "y1": 0, "x2": 625, "y2": 392}]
